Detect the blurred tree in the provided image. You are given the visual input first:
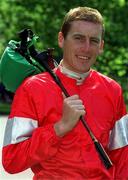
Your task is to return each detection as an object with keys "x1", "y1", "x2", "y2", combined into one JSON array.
[{"x1": 0, "y1": 0, "x2": 127, "y2": 104}]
